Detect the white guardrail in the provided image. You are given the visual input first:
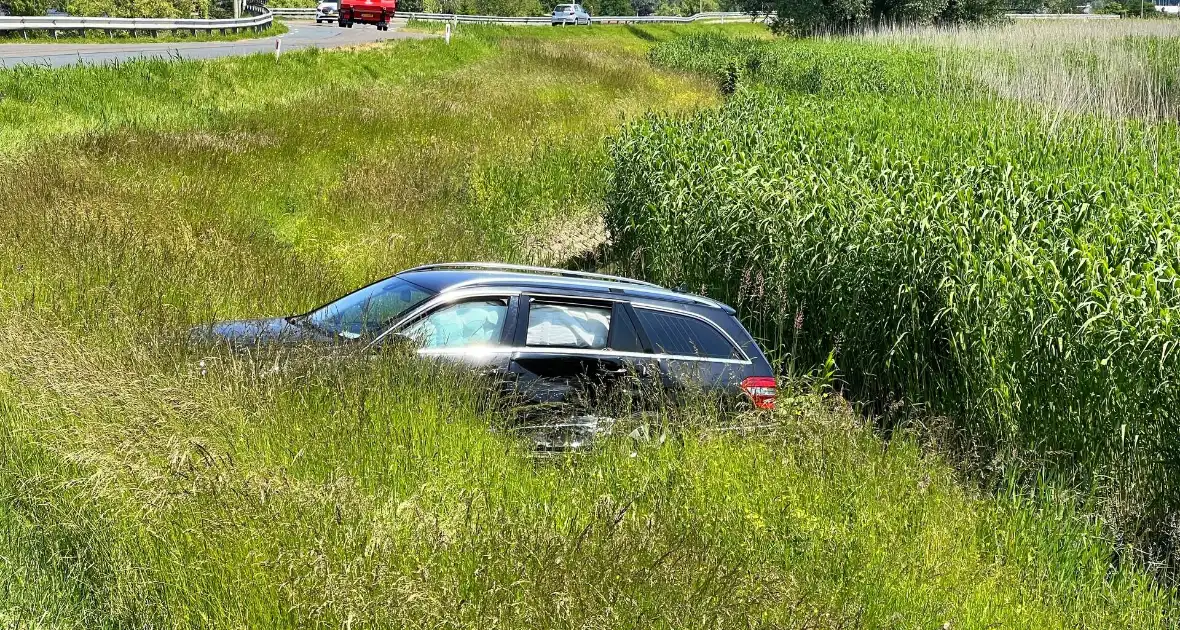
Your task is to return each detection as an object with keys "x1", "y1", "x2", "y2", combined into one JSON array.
[
  {"x1": 269, "y1": 7, "x2": 754, "y2": 24},
  {"x1": 1005, "y1": 12, "x2": 1119, "y2": 17},
  {"x1": 0, "y1": 6, "x2": 1108, "y2": 35},
  {"x1": 0, "y1": 3, "x2": 273, "y2": 34},
  {"x1": 268, "y1": 8, "x2": 1118, "y2": 22}
]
